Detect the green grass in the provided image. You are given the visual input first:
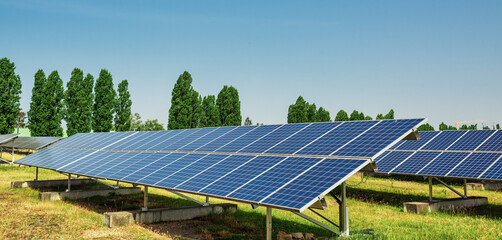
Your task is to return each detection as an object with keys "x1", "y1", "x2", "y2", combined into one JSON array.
[{"x1": 1, "y1": 165, "x2": 502, "y2": 239}]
